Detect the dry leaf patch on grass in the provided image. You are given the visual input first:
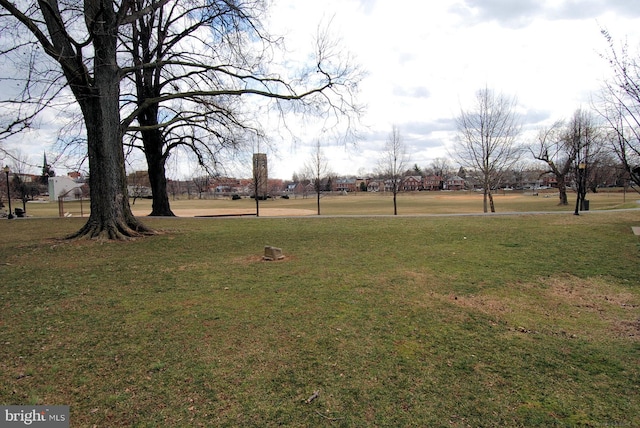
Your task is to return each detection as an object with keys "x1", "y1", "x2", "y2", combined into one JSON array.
[{"x1": 448, "y1": 274, "x2": 640, "y2": 341}]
